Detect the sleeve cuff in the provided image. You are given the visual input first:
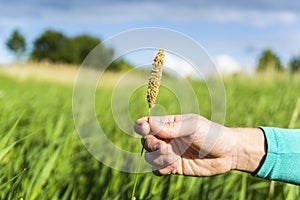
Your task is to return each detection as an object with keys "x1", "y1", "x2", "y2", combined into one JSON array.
[
  {"x1": 254, "y1": 126, "x2": 300, "y2": 185},
  {"x1": 254, "y1": 127, "x2": 277, "y2": 178}
]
